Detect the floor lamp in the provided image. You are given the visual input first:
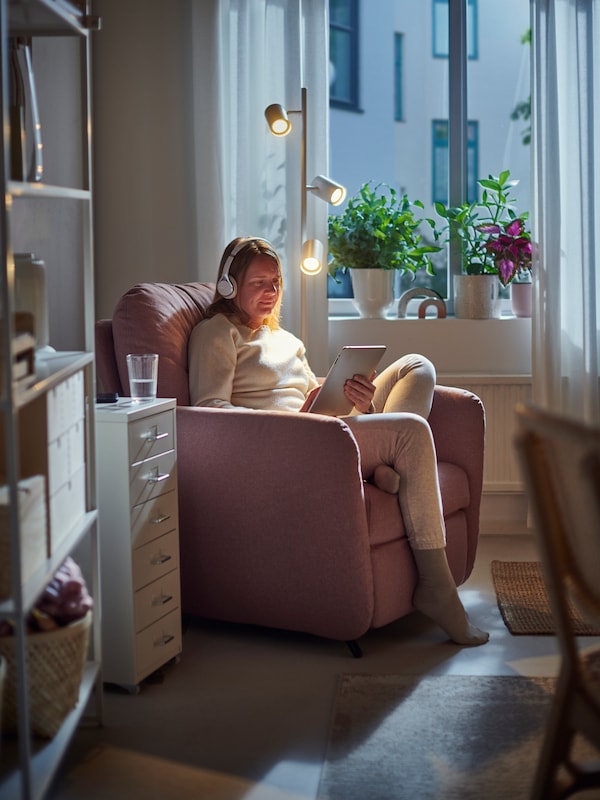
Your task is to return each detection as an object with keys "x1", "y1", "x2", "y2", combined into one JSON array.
[{"x1": 265, "y1": 87, "x2": 346, "y2": 342}]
